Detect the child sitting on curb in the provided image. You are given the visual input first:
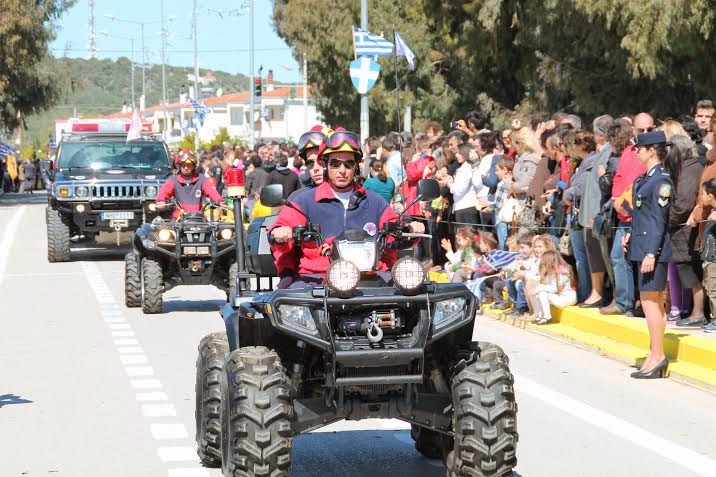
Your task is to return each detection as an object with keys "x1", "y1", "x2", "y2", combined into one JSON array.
[
  {"x1": 441, "y1": 226, "x2": 477, "y2": 283},
  {"x1": 530, "y1": 250, "x2": 577, "y2": 324}
]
